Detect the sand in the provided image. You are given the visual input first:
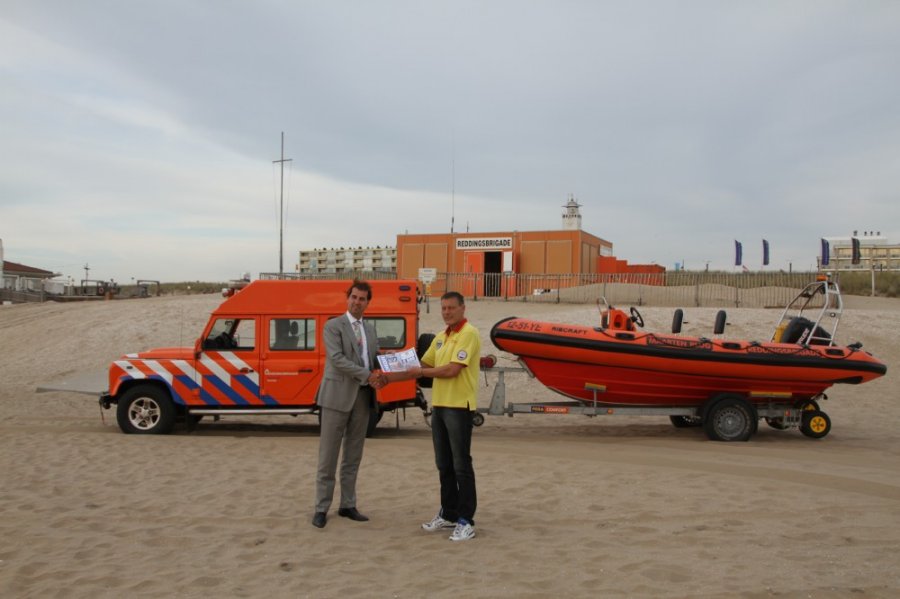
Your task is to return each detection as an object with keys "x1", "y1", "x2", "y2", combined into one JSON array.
[{"x1": 1, "y1": 293, "x2": 898, "y2": 598}]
